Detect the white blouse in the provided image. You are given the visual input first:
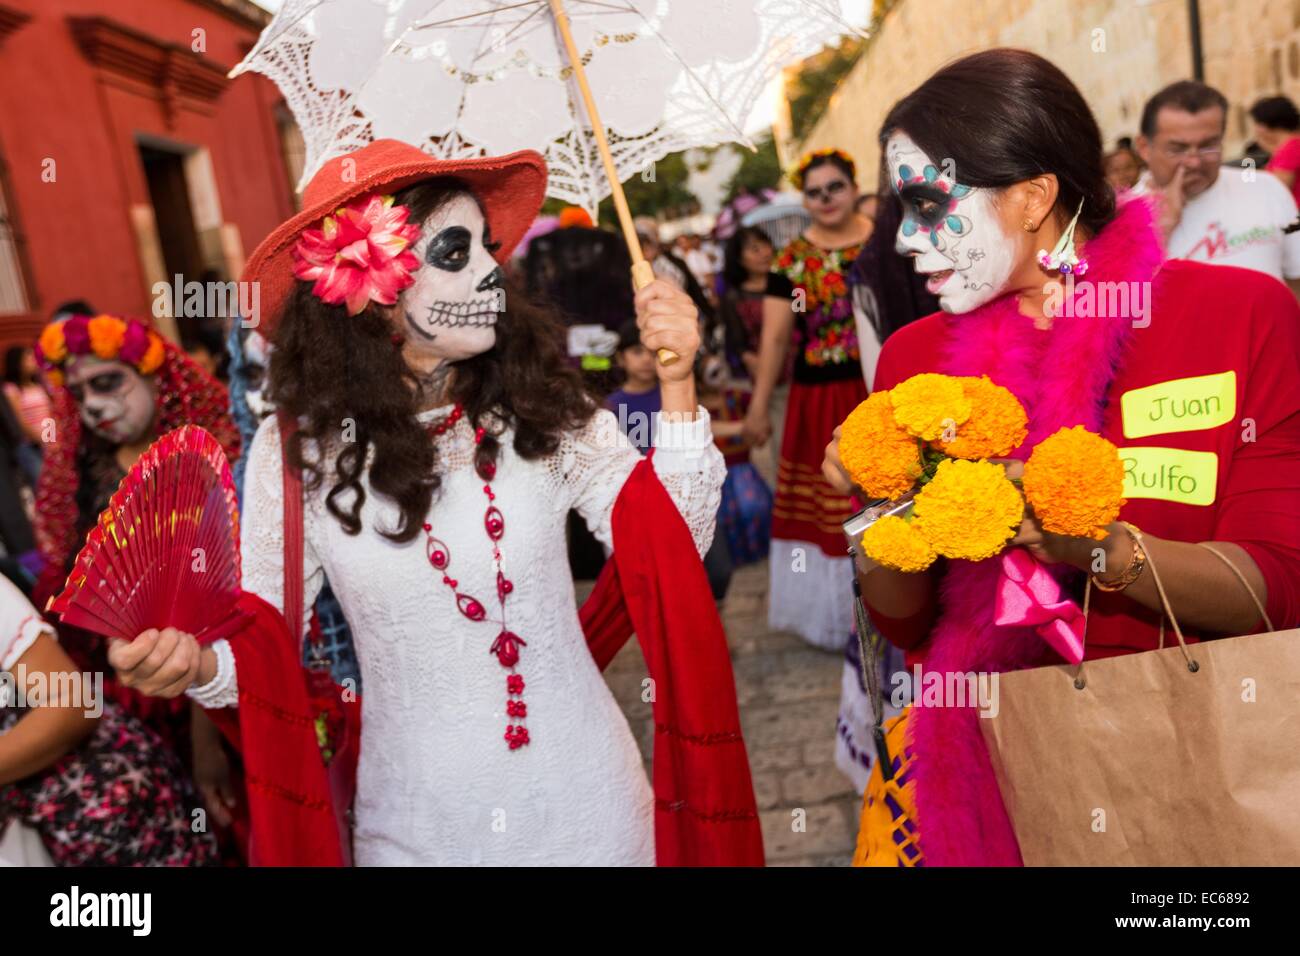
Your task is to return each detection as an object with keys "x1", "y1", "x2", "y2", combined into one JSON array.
[{"x1": 191, "y1": 405, "x2": 725, "y2": 865}]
